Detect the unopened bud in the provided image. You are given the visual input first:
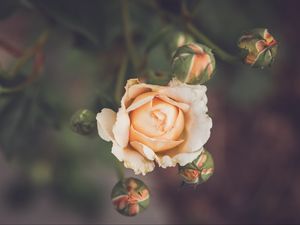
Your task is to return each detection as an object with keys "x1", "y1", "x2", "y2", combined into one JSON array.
[
  {"x1": 70, "y1": 109, "x2": 96, "y2": 135},
  {"x1": 238, "y1": 28, "x2": 278, "y2": 68},
  {"x1": 111, "y1": 177, "x2": 150, "y2": 217},
  {"x1": 179, "y1": 149, "x2": 214, "y2": 184},
  {"x1": 171, "y1": 43, "x2": 215, "y2": 84}
]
